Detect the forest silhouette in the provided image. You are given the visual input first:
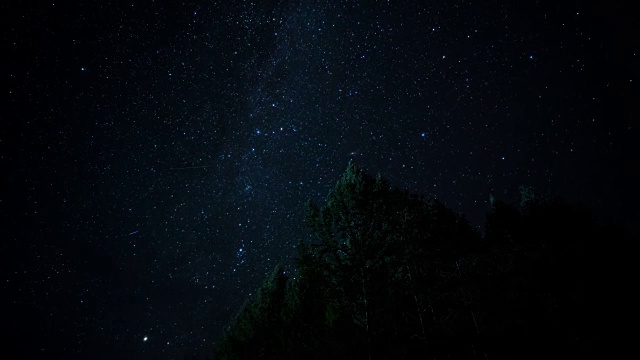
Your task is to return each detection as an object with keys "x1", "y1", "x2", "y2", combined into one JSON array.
[{"x1": 214, "y1": 163, "x2": 622, "y2": 359}]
